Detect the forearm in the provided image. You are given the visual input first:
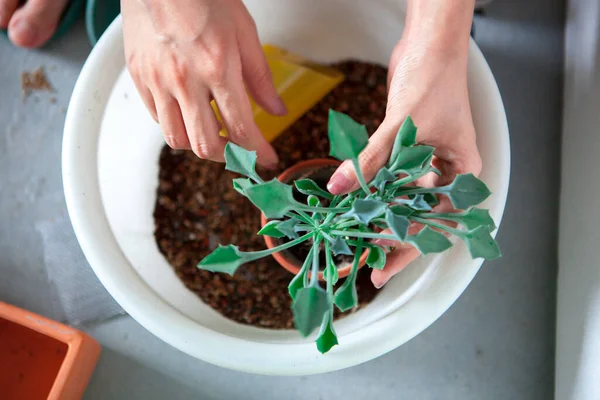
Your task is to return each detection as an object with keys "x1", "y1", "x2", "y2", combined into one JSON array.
[{"x1": 404, "y1": 0, "x2": 474, "y2": 60}]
